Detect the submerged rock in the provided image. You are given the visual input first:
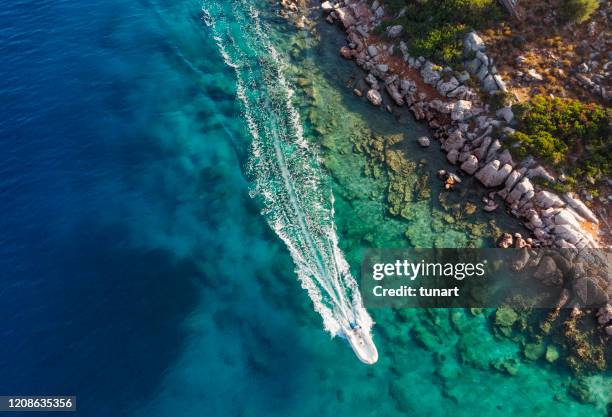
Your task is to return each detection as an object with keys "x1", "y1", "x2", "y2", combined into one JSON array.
[
  {"x1": 545, "y1": 345, "x2": 560, "y2": 363},
  {"x1": 417, "y1": 136, "x2": 430, "y2": 147},
  {"x1": 495, "y1": 307, "x2": 518, "y2": 328}
]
